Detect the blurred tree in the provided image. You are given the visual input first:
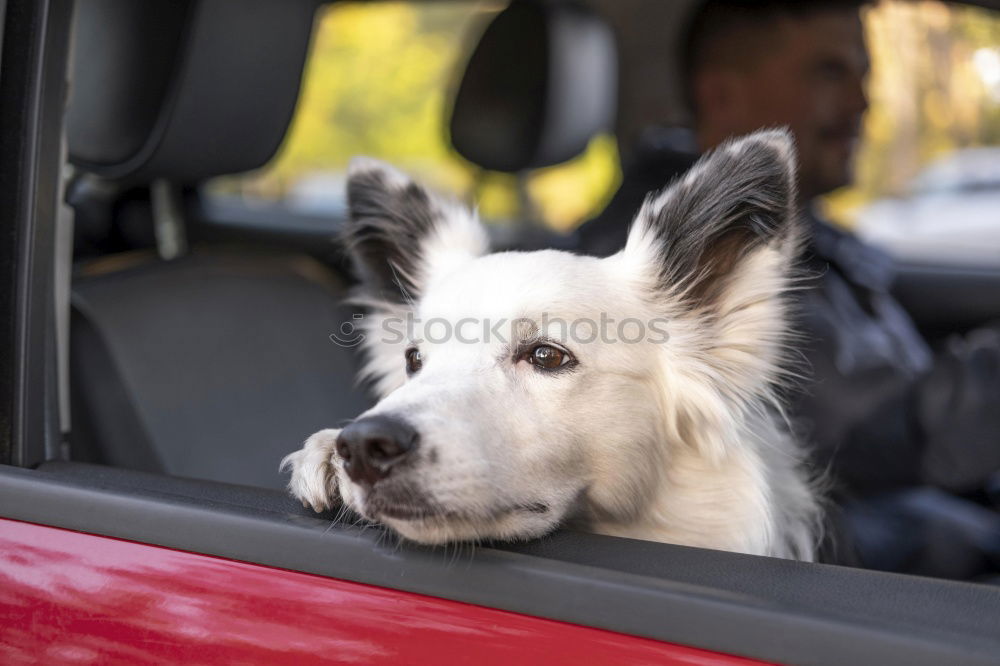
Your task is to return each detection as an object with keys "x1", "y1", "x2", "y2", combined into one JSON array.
[
  {"x1": 239, "y1": 3, "x2": 480, "y2": 199},
  {"x1": 213, "y1": 1, "x2": 997, "y2": 233},
  {"x1": 823, "y1": 0, "x2": 1000, "y2": 227},
  {"x1": 213, "y1": 1, "x2": 619, "y2": 230}
]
